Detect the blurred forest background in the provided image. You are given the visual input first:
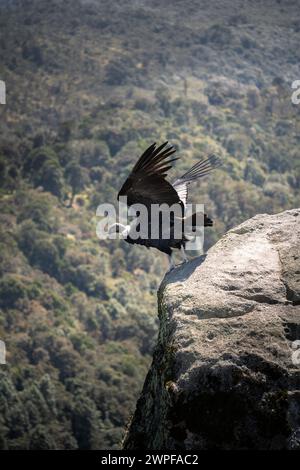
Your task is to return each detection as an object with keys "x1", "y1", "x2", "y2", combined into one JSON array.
[{"x1": 0, "y1": 0, "x2": 299, "y2": 449}]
